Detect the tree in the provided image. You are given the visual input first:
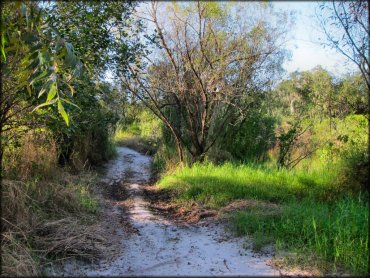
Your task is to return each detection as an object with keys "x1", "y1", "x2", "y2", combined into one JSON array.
[
  {"x1": 41, "y1": 1, "x2": 145, "y2": 166},
  {"x1": 317, "y1": 0, "x2": 369, "y2": 115},
  {"x1": 336, "y1": 73, "x2": 368, "y2": 117},
  {"x1": 1, "y1": 1, "x2": 144, "y2": 171},
  {"x1": 270, "y1": 68, "x2": 338, "y2": 168},
  {"x1": 123, "y1": 1, "x2": 290, "y2": 162},
  {"x1": 1, "y1": 1, "x2": 84, "y2": 180},
  {"x1": 317, "y1": 0, "x2": 369, "y2": 167},
  {"x1": 46, "y1": 1, "x2": 145, "y2": 78}
]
